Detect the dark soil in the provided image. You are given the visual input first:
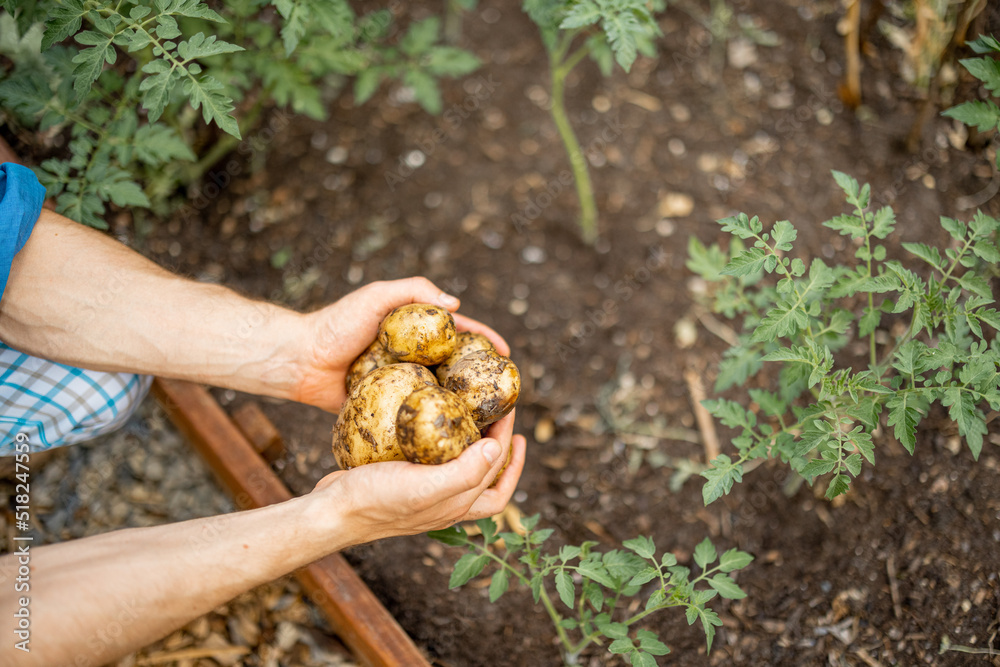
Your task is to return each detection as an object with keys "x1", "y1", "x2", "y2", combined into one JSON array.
[{"x1": 136, "y1": 0, "x2": 1000, "y2": 665}]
